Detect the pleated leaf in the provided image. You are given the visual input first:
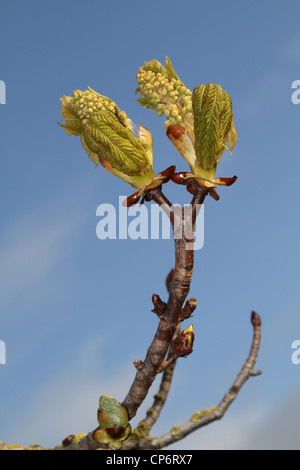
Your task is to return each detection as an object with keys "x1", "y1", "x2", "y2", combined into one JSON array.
[
  {"x1": 81, "y1": 112, "x2": 150, "y2": 176},
  {"x1": 192, "y1": 83, "x2": 236, "y2": 173}
]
